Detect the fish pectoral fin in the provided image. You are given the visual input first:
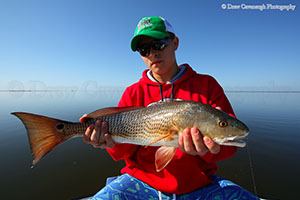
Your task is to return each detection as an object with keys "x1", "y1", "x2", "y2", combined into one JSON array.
[
  {"x1": 145, "y1": 130, "x2": 177, "y2": 148},
  {"x1": 85, "y1": 106, "x2": 142, "y2": 119},
  {"x1": 155, "y1": 146, "x2": 177, "y2": 172}
]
